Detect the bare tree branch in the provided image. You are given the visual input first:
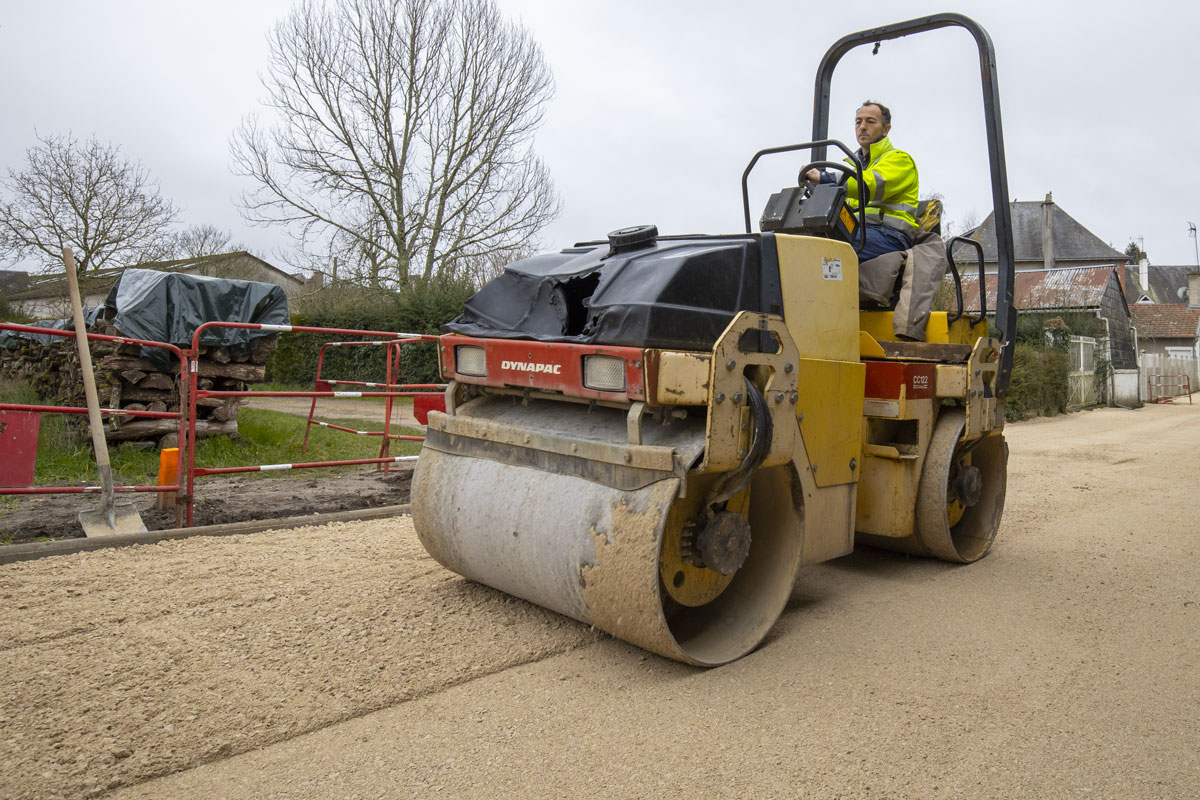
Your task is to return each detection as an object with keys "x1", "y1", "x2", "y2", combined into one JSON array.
[
  {"x1": 0, "y1": 133, "x2": 179, "y2": 275},
  {"x1": 171, "y1": 224, "x2": 248, "y2": 259},
  {"x1": 232, "y1": 0, "x2": 559, "y2": 287}
]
